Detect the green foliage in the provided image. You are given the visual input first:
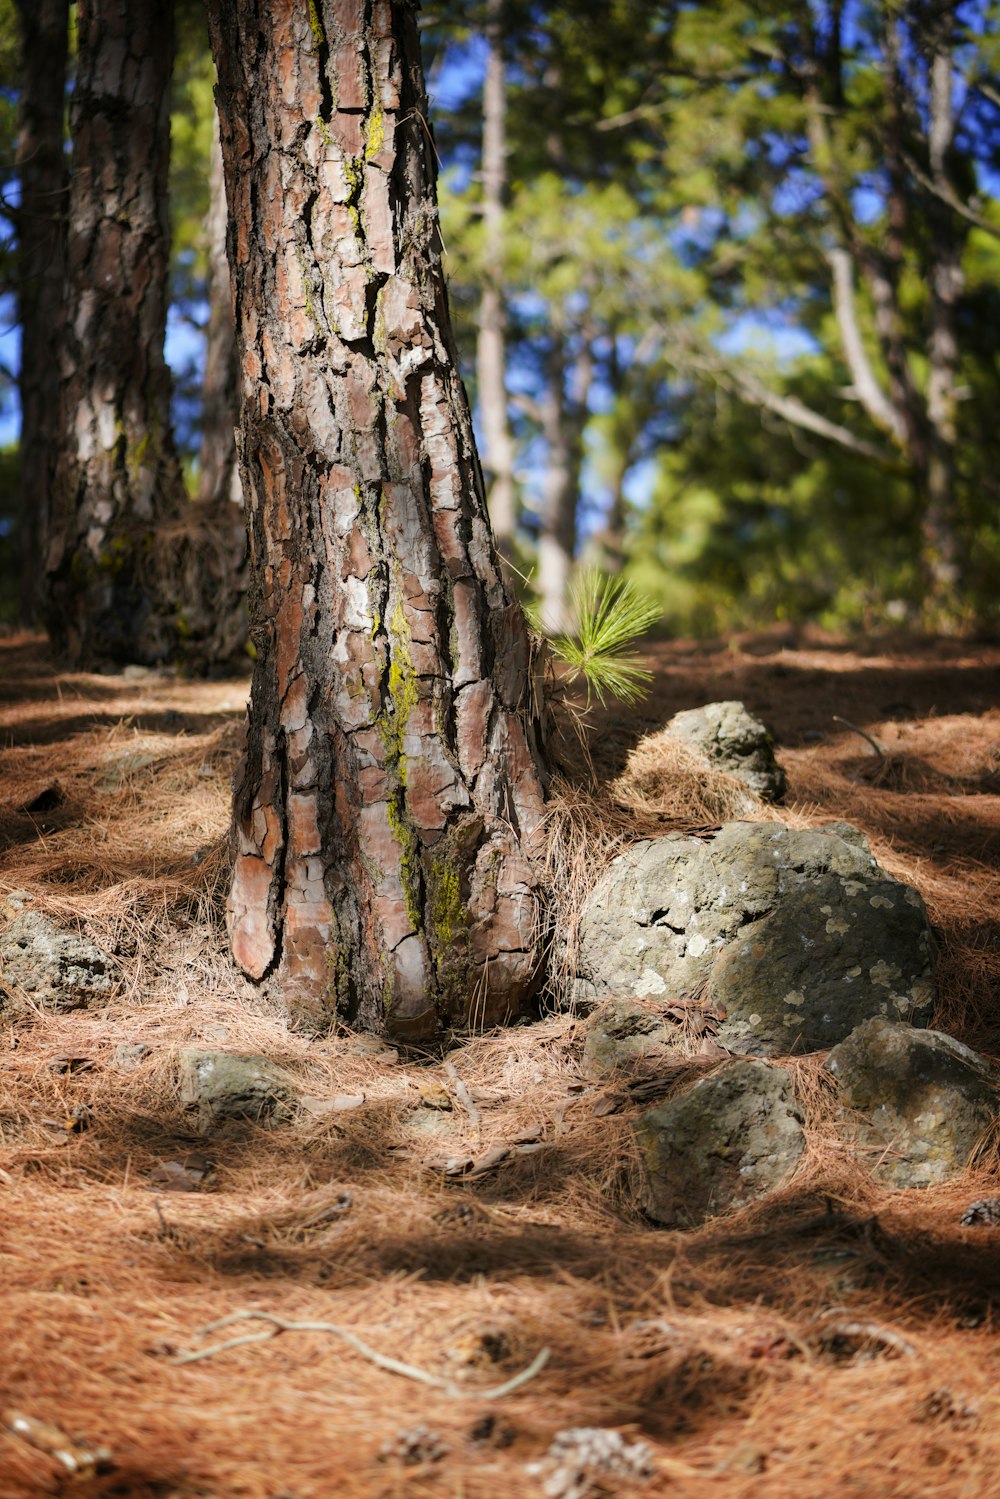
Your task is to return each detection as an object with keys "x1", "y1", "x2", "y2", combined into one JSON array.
[
  {"x1": 170, "y1": 0, "x2": 216, "y2": 297},
  {"x1": 538, "y1": 569, "x2": 661, "y2": 706},
  {"x1": 432, "y1": 1, "x2": 1000, "y2": 635}
]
